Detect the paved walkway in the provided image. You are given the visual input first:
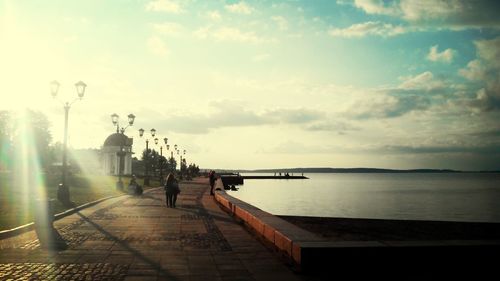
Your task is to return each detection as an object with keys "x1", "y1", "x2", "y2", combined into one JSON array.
[{"x1": 0, "y1": 178, "x2": 304, "y2": 281}]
